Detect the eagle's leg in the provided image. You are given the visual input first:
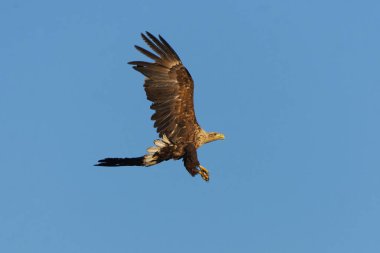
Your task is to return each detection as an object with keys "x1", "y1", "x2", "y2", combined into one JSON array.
[
  {"x1": 183, "y1": 144, "x2": 209, "y2": 182},
  {"x1": 198, "y1": 165, "x2": 209, "y2": 182}
]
